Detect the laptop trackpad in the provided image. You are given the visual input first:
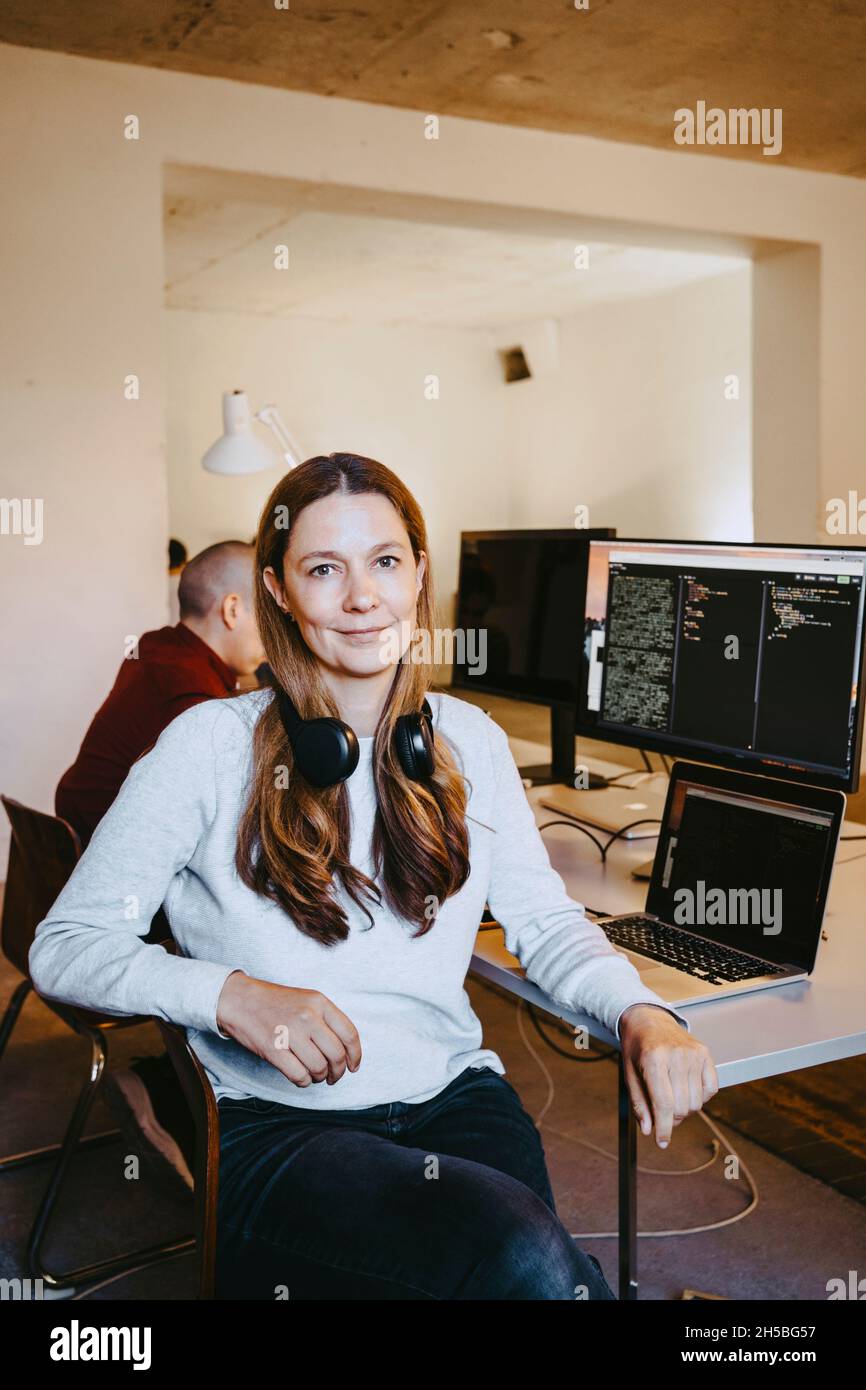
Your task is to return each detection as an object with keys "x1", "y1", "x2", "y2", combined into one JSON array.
[
  {"x1": 621, "y1": 950, "x2": 680, "y2": 985},
  {"x1": 621, "y1": 949, "x2": 664, "y2": 974},
  {"x1": 620, "y1": 950, "x2": 702, "y2": 998}
]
